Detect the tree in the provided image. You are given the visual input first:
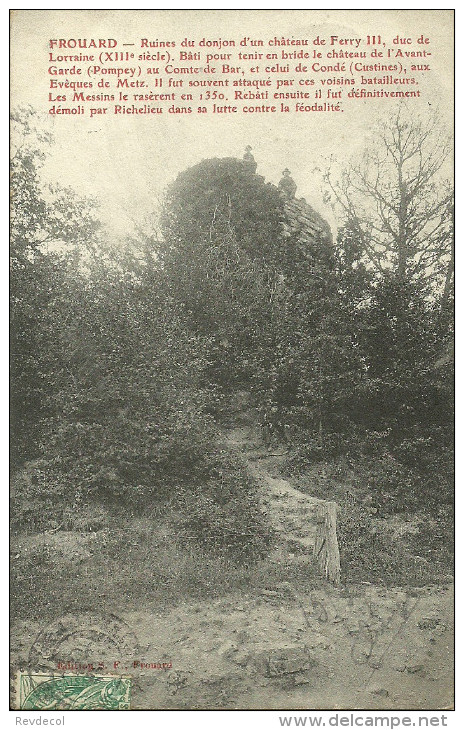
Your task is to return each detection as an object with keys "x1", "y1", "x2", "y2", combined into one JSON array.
[
  {"x1": 324, "y1": 104, "x2": 453, "y2": 300},
  {"x1": 324, "y1": 104, "x2": 454, "y2": 437},
  {"x1": 10, "y1": 107, "x2": 100, "y2": 266},
  {"x1": 323, "y1": 107, "x2": 453, "y2": 511},
  {"x1": 11, "y1": 124, "x2": 271, "y2": 558},
  {"x1": 264, "y1": 248, "x2": 366, "y2": 452},
  {"x1": 10, "y1": 107, "x2": 100, "y2": 465}
]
